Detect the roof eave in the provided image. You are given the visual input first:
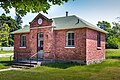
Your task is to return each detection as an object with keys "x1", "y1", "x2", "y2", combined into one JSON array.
[
  {"x1": 10, "y1": 31, "x2": 30, "y2": 34},
  {"x1": 86, "y1": 26, "x2": 108, "y2": 33},
  {"x1": 53, "y1": 26, "x2": 107, "y2": 33}
]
